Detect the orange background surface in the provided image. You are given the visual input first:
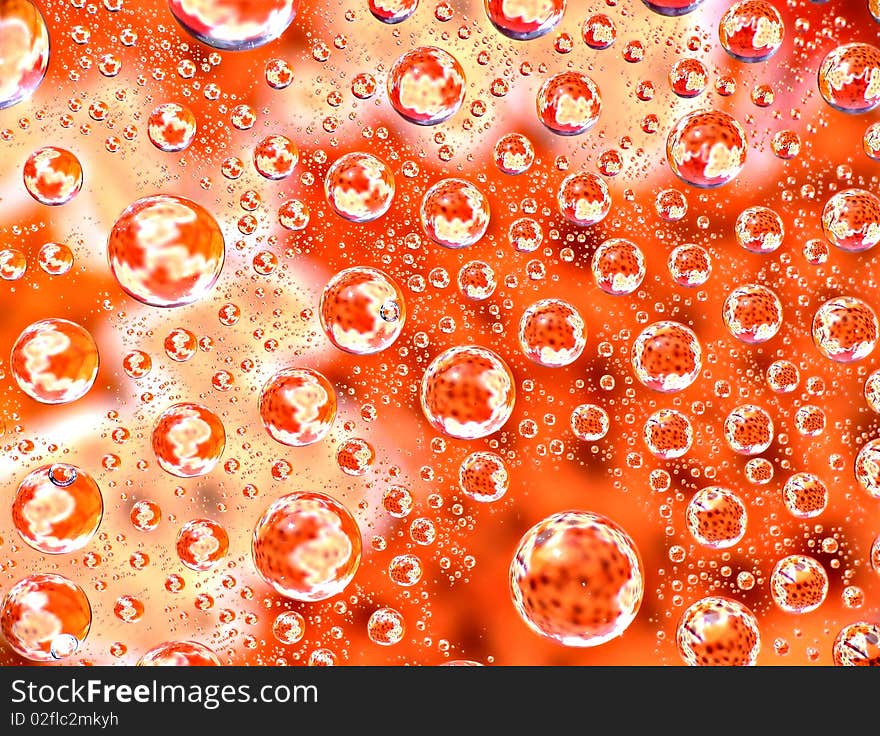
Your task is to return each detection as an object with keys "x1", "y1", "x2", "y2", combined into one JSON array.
[{"x1": 0, "y1": 0, "x2": 879, "y2": 665}]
